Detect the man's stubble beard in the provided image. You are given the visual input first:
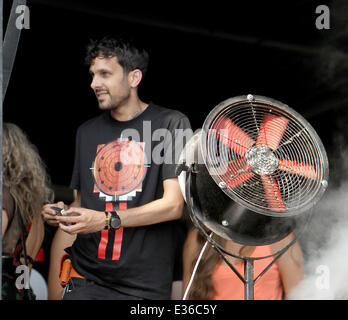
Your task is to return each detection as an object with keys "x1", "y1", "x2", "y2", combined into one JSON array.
[{"x1": 98, "y1": 92, "x2": 130, "y2": 111}]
